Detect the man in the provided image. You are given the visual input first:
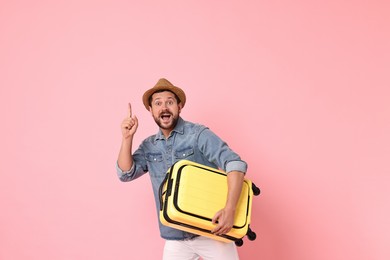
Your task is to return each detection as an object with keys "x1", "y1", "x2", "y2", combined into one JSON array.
[{"x1": 116, "y1": 78, "x2": 247, "y2": 260}]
